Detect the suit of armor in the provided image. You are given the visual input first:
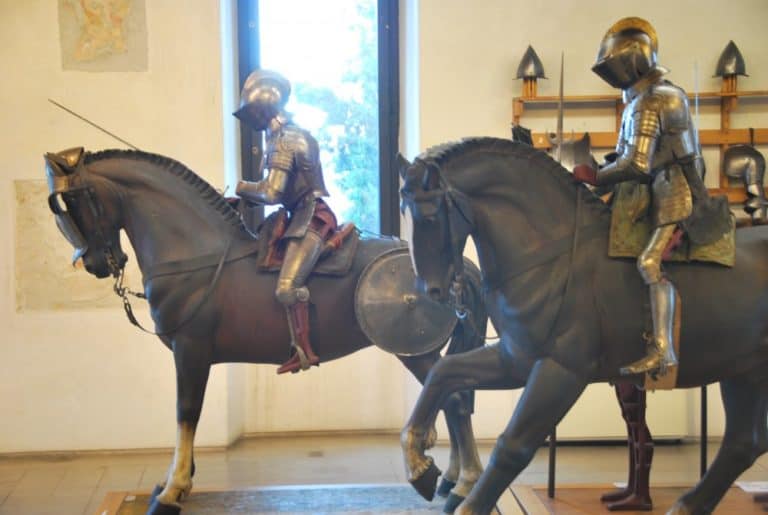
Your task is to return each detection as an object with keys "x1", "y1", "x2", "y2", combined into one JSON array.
[
  {"x1": 575, "y1": 17, "x2": 708, "y2": 377},
  {"x1": 235, "y1": 69, "x2": 335, "y2": 373}
]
